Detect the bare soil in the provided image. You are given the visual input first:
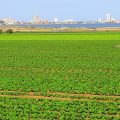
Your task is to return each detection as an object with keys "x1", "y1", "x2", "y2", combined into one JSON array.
[{"x1": 0, "y1": 90, "x2": 120, "y2": 103}]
